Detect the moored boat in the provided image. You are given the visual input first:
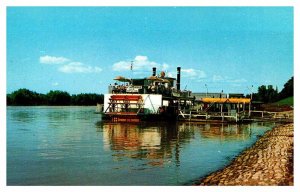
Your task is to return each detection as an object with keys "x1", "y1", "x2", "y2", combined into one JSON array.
[{"x1": 102, "y1": 67, "x2": 195, "y2": 122}]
